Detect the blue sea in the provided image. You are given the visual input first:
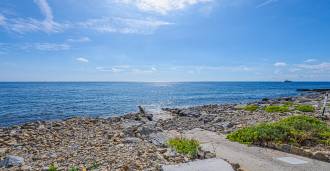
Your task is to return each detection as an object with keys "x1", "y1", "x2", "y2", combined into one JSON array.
[{"x1": 0, "y1": 82, "x2": 329, "y2": 127}]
